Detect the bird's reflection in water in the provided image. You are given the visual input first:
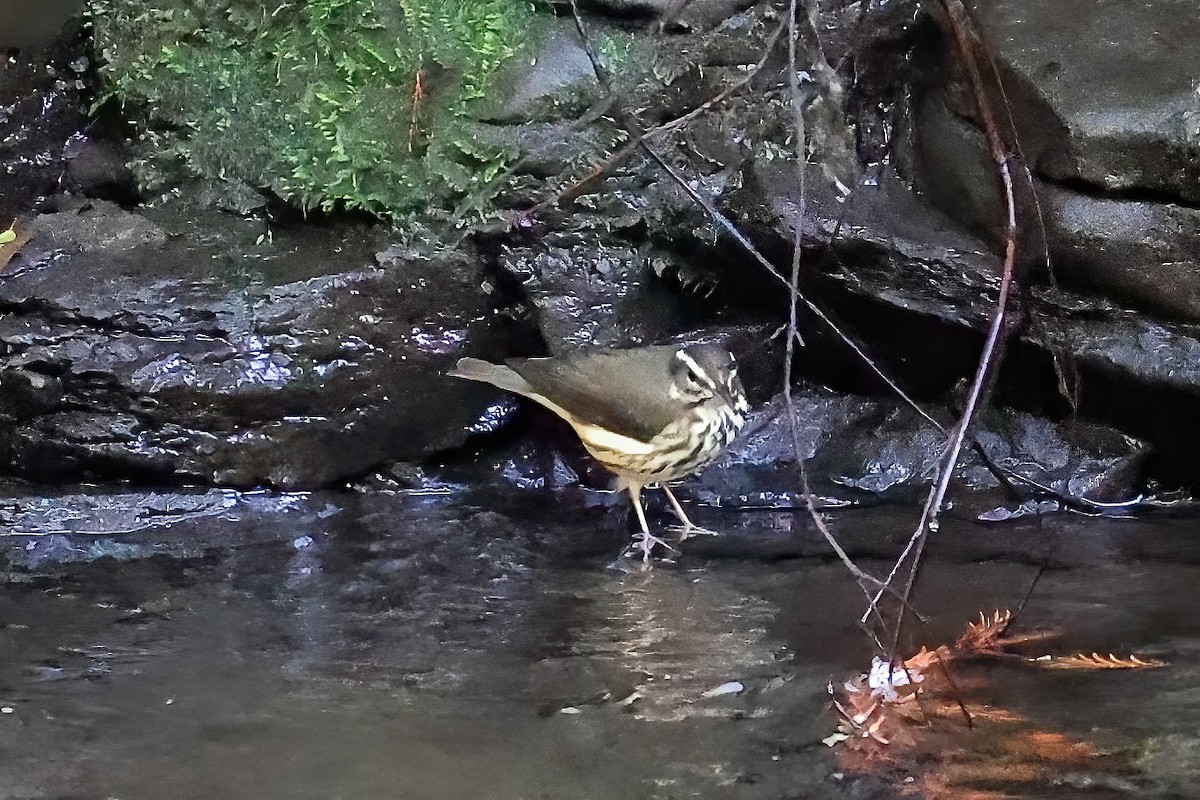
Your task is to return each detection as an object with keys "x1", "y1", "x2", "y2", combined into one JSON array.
[{"x1": 575, "y1": 565, "x2": 785, "y2": 722}]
